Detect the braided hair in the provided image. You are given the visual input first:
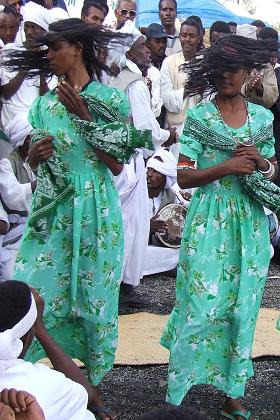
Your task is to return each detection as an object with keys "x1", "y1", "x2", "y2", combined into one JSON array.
[
  {"x1": 1, "y1": 18, "x2": 131, "y2": 81},
  {"x1": 182, "y1": 34, "x2": 277, "y2": 100}
]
